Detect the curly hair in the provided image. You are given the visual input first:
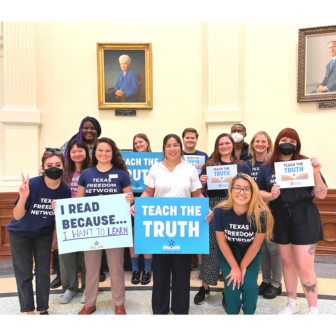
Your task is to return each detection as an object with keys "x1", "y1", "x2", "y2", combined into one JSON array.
[{"x1": 92, "y1": 137, "x2": 129, "y2": 174}]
